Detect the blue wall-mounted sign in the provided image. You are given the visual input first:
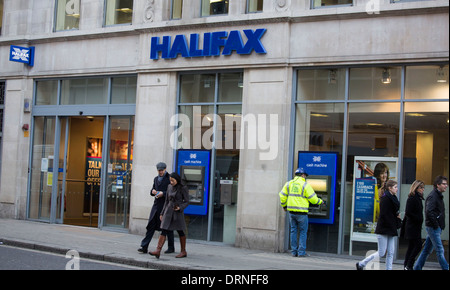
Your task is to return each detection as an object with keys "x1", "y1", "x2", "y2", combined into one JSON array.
[
  {"x1": 151, "y1": 29, "x2": 267, "y2": 60},
  {"x1": 9, "y1": 45, "x2": 35, "y2": 66},
  {"x1": 298, "y1": 151, "x2": 338, "y2": 225},
  {"x1": 176, "y1": 149, "x2": 211, "y2": 216}
]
